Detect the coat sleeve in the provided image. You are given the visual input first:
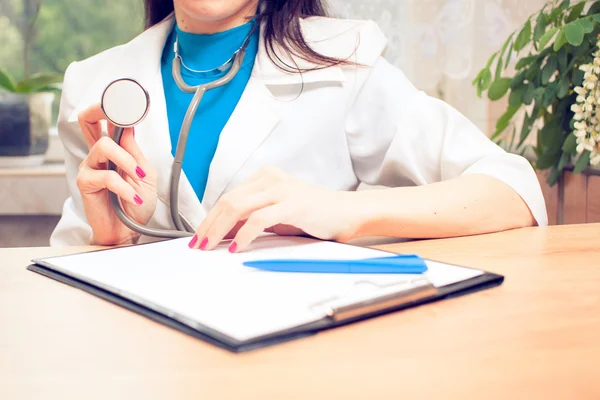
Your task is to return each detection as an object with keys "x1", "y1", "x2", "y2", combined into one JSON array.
[
  {"x1": 50, "y1": 62, "x2": 94, "y2": 246},
  {"x1": 344, "y1": 57, "x2": 548, "y2": 226}
]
